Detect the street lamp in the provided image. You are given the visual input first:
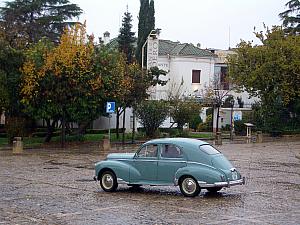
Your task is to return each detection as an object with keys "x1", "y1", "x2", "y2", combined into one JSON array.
[{"x1": 229, "y1": 97, "x2": 235, "y2": 141}]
